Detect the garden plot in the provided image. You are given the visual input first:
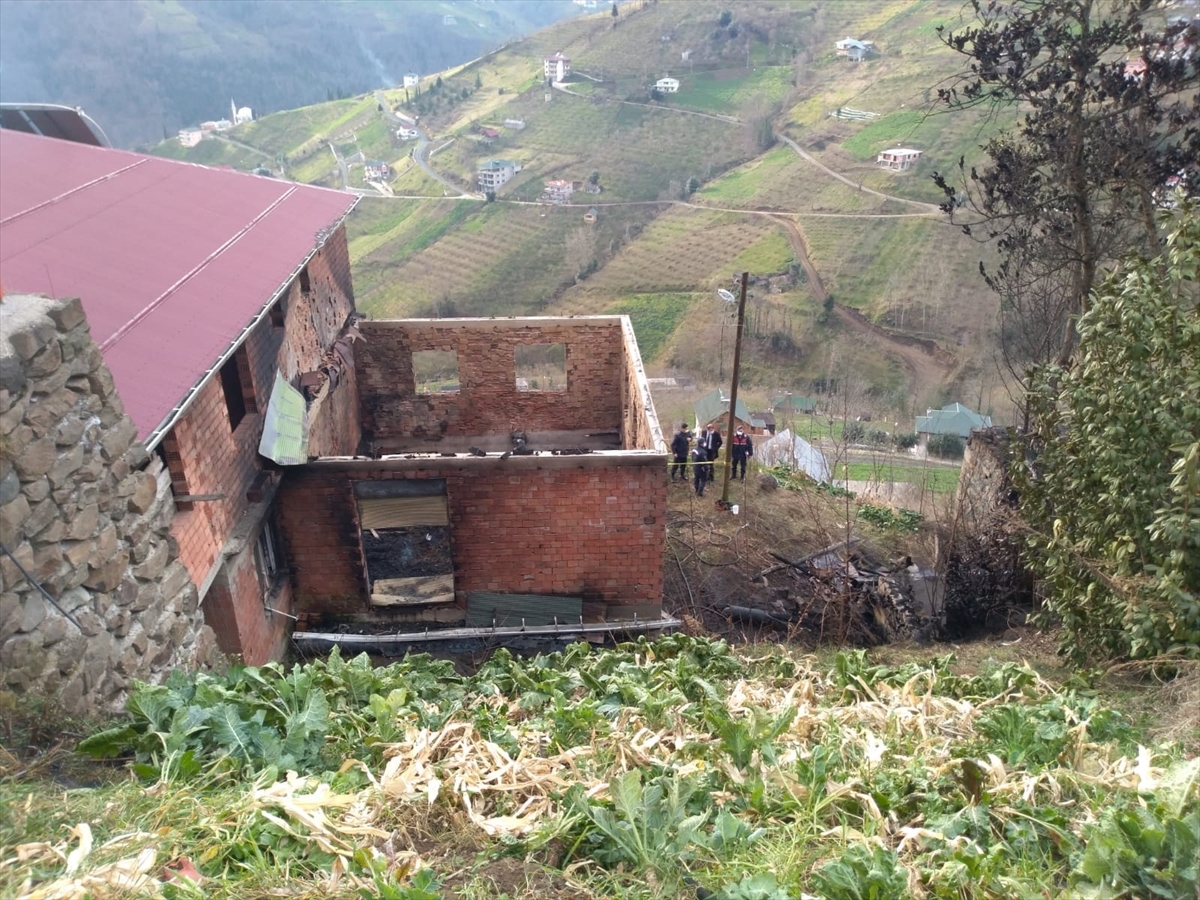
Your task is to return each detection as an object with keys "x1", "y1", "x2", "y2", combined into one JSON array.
[{"x1": 7, "y1": 637, "x2": 1195, "y2": 900}]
